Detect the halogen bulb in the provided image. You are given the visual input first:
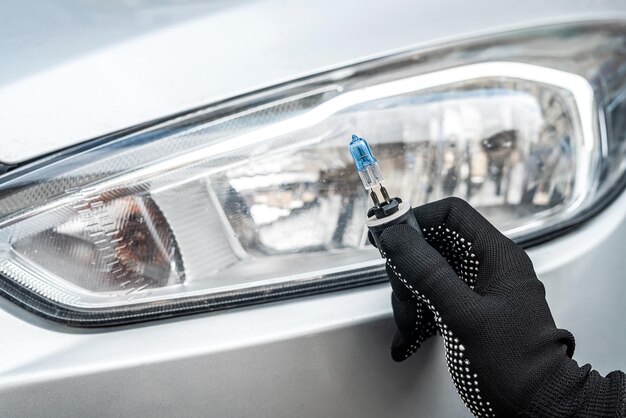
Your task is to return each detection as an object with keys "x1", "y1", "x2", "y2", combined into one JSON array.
[
  {"x1": 349, "y1": 134, "x2": 384, "y2": 190},
  {"x1": 349, "y1": 134, "x2": 391, "y2": 206}
]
